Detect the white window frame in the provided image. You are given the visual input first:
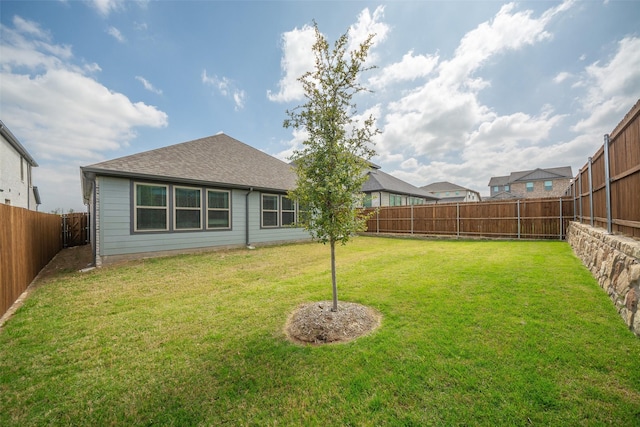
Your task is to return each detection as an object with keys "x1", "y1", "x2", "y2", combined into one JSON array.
[
  {"x1": 206, "y1": 189, "x2": 231, "y2": 230},
  {"x1": 526, "y1": 182, "x2": 534, "y2": 192},
  {"x1": 134, "y1": 182, "x2": 169, "y2": 232},
  {"x1": 544, "y1": 180, "x2": 553, "y2": 191},
  {"x1": 174, "y1": 186, "x2": 202, "y2": 231}
]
